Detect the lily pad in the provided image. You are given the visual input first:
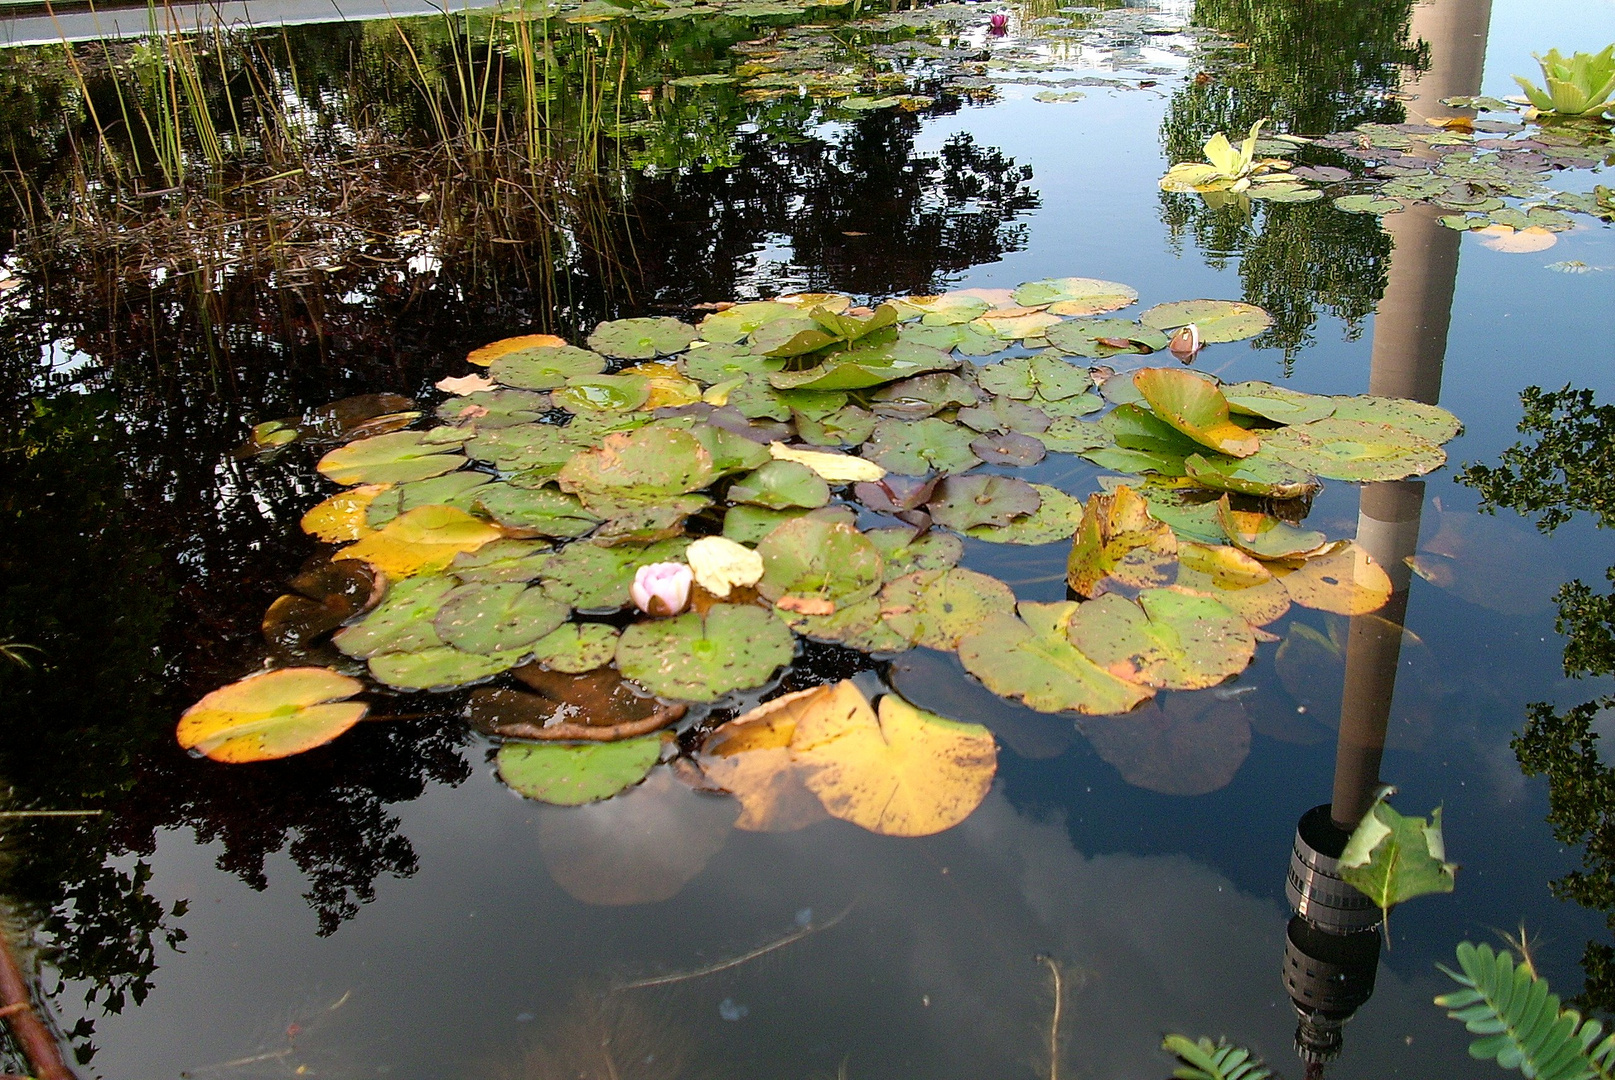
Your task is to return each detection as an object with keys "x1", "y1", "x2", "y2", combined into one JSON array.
[
  {"x1": 366, "y1": 471, "x2": 492, "y2": 528},
  {"x1": 928, "y1": 474, "x2": 1042, "y2": 530},
  {"x1": 528, "y1": 623, "x2": 621, "y2": 673},
  {"x1": 615, "y1": 604, "x2": 795, "y2": 701},
  {"x1": 768, "y1": 442, "x2": 886, "y2": 483},
  {"x1": 957, "y1": 396, "x2": 1052, "y2": 435},
  {"x1": 696, "y1": 687, "x2": 836, "y2": 832},
  {"x1": 1138, "y1": 300, "x2": 1273, "y2": 343},
  {"x1": 879, "y1": 567, "x2": 1017, "y2": 650},
  {"x1": 336, "y1": 505, "x2": 502, "y2": 578},
  {"x1": 317, "y1": 430, "x2": 464, "y2": 485},
  {"x1": 685, "y1": 535, "x2": 765, "y2": 598},
  {"x1": 369, "y1": 644, "x2": 527, "y2": 690},
  {"x1": 1333, "y1": 194, "x2": 1404, "y2": 215},
  {"x1": 768, "y1": 341, "x2": 958, "y2": 391},
  {"x1": 899, "y1": 321, "x2": 1004, "y2": 355},
  {"x1": 302, "y1": 484, "x2": 389, "y2": 543},
  {"x1": 864, "y1": 418, "x2": 981, "y2": 476},
  {"x1": 727, "y1": 460, "x2": 831, "y2": 509},
  {"x1": 496, "y1": 736, "x2": 662, "y2": 805},
  {"x1": 551, "y1": 374, "x2": 653, "y2": 413},
  {"x1": 795, "y1": 405, "x2": 877, "y2": 447},
  {"x1": 434, "y1": 582, "x2": 570, "y2": 655},
  {"x1": 969, "y1": 309, "x2": 1063, "y2": 342},
  {"x1": 1222, "y1": 381, "x2": 1337, "y2": 425},
  {"x1": 474, "y1": 485, "x2": 603, "y2": 539},
  {"x1": 1215, "y1": 497, "x2": 1328, "y2": 560},
  {"x1": 975, "y1": 353, "x2": 1092, "y2": 401},
  {"x1": 1259, "y1": 418, "x2": 1446, "y2": 481},
  {"x1": 723, "y1": 505, "x2": 811, "y2": 544},
  {"x1": 332, "y1": 575, "x2": 454, "y2": 658},
  {"x1": 958, "y1": 602, "x2": 1154, "y2": 715},
  {"x1": 1045, "y1": 318, "x2": 1170, "y2": 358},
  {"x1": 466, "y1": 332, "x2": 568, "y2": 368},
  {"x1": 587, "y1": 316, "x2": 698, "y2": 360},
  {"x1": 1273, "y1": 541, "x2": 1393, "y2": 615},
  {"x1": 450, "y1": 539, "x2": 555, "y2": 584},
  {"x1": 681, "y1": 343, "x2": 786, "y2": 386},
  {"x1": 1133, "y1": 369, "x2": 1260, "y2": 457},
  {"x1": 177, "y1": 667, "x2": 368, "y2": 763},
  {"x1": 1012, "y1": 277, "x2": 1138, "y2": 315},
  {"x1": 1065, "y1": 589, "x2": 1255, "y2": 690},
  {"x1": 1066, "y1": 486, "x2": 1179, "y2": 598},
  {"x1": 866, "y1": 528, "x2": 964, "y2": 580},
  {"x1": 756, "y1": 516, "x2": 884, "y2": 610},
  {"x1": 698, "y1": 301, "x2": 799, "y2": 344},
  {"x1": 969, "y1": 431, "x2": 1047, "y2": 466},
  {"x1": 489, "y1": 345, "x2": 608, "y2": 390},
  {"x1": 778, "y1": 596, "x2": 916, "y2": 653},
  {"x1": 791, "y1": 685, "x2": 997, "y2": 837},
  {"x1": 1172, "y1": 541, "x2": 1291, "y2": 625},
  {"x1": 1036, "y1": 417, "x2": 1113, "y2": 455},
  {"x1": 870, "y1": 373, "x2": 979, "y2": 419},
  {"x1": 540, "y1": 537, "x2": 692, "y2": 611},
  {"x1": 911, "y1": 292, "x2": 991, "y2": 325},
  {"x1": 966, "y1": 484, "x2": 1087, "y2": 545},
  {"x1": 1326, "y1": 396, "x2": 1462, "y2": 443},
  {"x1": 1183, "y1": 451, "x2": 1320, "y2": 500},
  {"x1": 558, "y1": 427, "x2": 718, "y2": 510}
]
